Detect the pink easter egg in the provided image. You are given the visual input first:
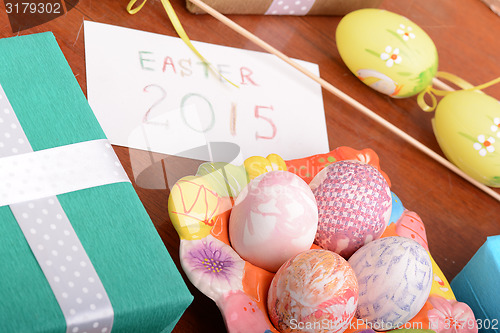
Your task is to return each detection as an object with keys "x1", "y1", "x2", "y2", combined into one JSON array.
[
  {"x1": 267, "y1": 249, "x2": 358, "y2": 333},
  {"x1": 229, "y1": 170, "x2": 318, "y2": 272},
  {"x1": 310, "y1": 160, "x2": 392, "y2": 258}
]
